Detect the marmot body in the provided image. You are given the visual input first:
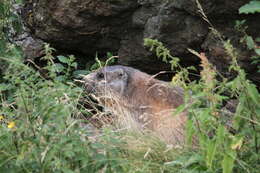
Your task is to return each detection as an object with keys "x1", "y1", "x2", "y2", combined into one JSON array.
[{"x1": 83, "y1": 65, "x2": 187, "y2": 145}]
